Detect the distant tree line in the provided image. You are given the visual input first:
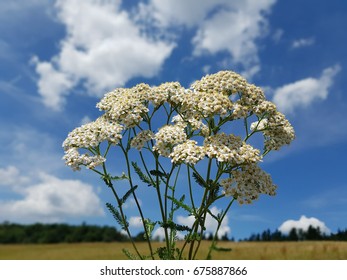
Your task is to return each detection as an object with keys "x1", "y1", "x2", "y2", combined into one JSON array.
[
  {"x1": 242, "y1": 226, "x2": 347, "y2": 242},
  {"x1": 2, "y1": 222, "x2": 347, "y2": 244},
  {"x1": 0, "y1": 222, "x2": 128, "y2": 244}
]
